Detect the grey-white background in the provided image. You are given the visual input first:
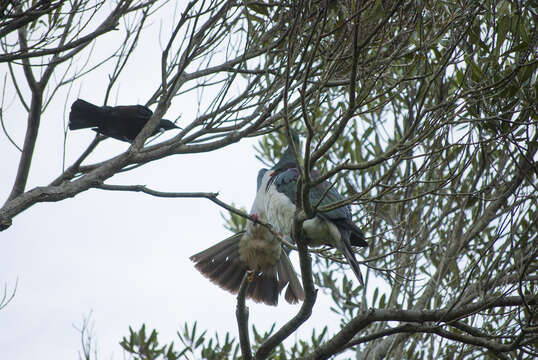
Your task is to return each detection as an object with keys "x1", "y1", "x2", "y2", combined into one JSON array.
[
  {"x1": 0, "y1": 4, "x2": 346, "y2": 358},
  {"x1": 1, "y1": 136, "x2": 343, "y2": 359}
]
